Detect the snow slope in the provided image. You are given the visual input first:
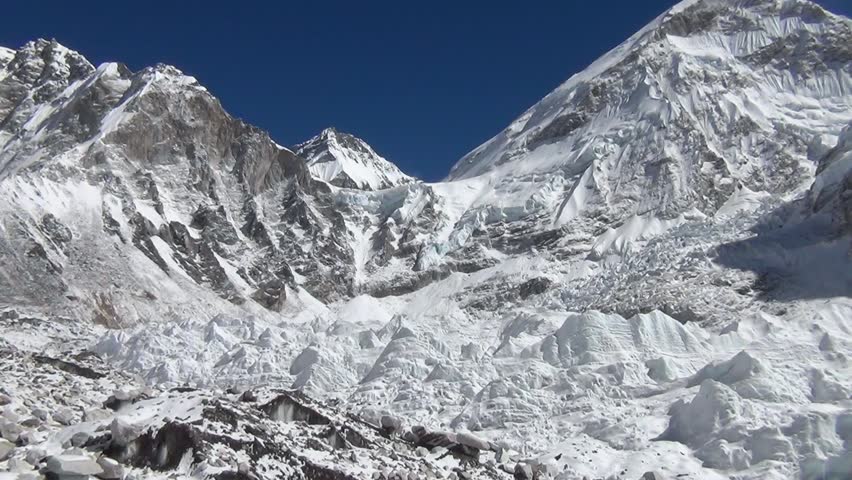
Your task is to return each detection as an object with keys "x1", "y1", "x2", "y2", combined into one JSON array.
[{"x1": 296, "y1": 127, "x2": 414, "y2": 190}]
